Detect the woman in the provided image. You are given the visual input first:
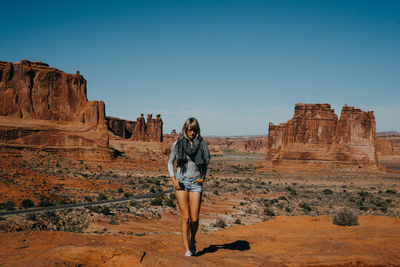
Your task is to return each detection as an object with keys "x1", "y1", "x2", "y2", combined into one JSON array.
[{"x1": 168, "y1": 117, "x2": 211, "y2": 257}]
